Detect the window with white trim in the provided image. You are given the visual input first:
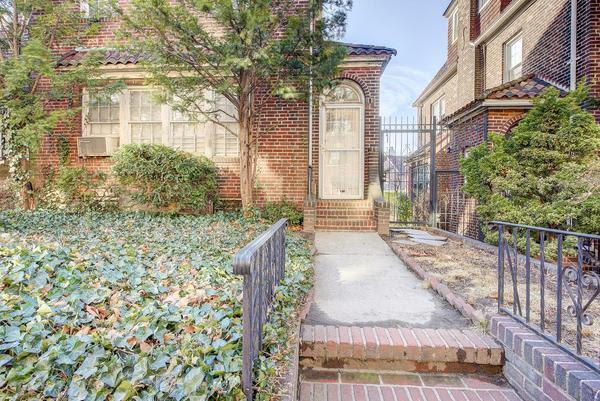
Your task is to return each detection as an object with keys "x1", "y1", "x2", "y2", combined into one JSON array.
[
  {"x1": 431, "y1": 96, "x2": 446, "y2": 123},
  {"x1": 85, "y1": 93, "x2": 120, "y2": 137},
  {"x1": 82, "y1": 88, "x2": 239, "y2": 158},
  {"x1": 129, "y1": 90, "x2": 163, "y2": 145},
  {"x1": 450, "y1": 10, "x2": 459, "y2": 44},
  {"x1": 214, "y1": 96, "x2": 239, "y2": 157},
  {"x1": 504, "y1": 34, "x2": 523, "y2": 82}
]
